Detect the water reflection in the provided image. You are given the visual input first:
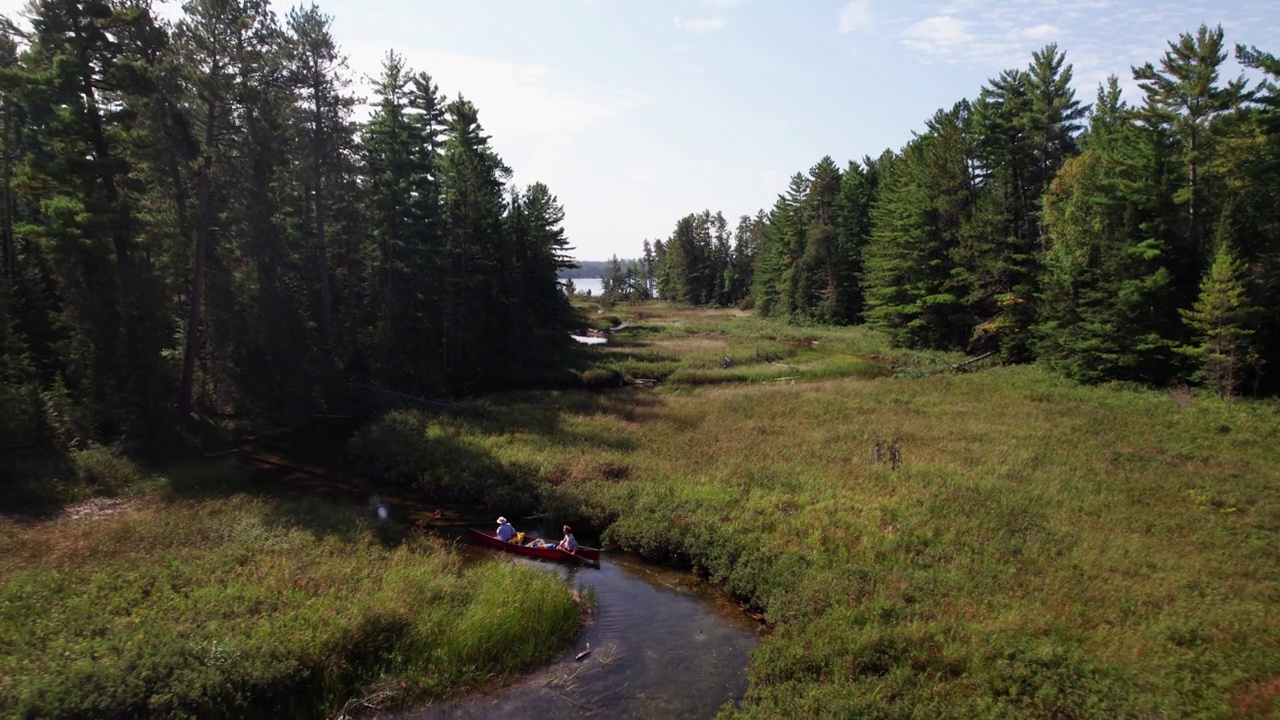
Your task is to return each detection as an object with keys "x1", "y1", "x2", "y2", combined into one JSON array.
[{"x1": 390, "y1": 552, "x2": 759, "y2": 720}]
